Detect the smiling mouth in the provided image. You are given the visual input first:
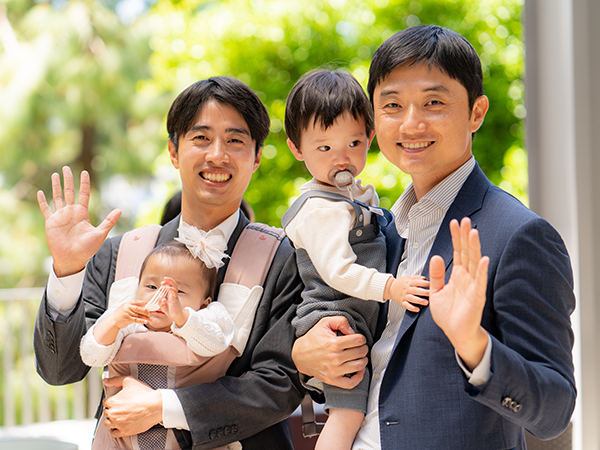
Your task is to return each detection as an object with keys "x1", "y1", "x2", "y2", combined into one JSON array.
[
  {"x1": 201, "y1": 172, "x2": 232, "y2": 182},
  {"x1": 400, "y1": 141, "x2": 434, "y2": 149}
]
